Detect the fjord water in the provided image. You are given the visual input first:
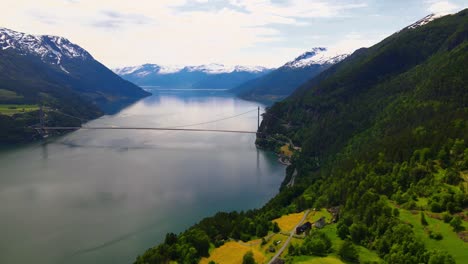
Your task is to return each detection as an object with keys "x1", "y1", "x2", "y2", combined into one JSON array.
[{"x1": 0, "y1": 89, "x2": 285, "y2": 264}]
